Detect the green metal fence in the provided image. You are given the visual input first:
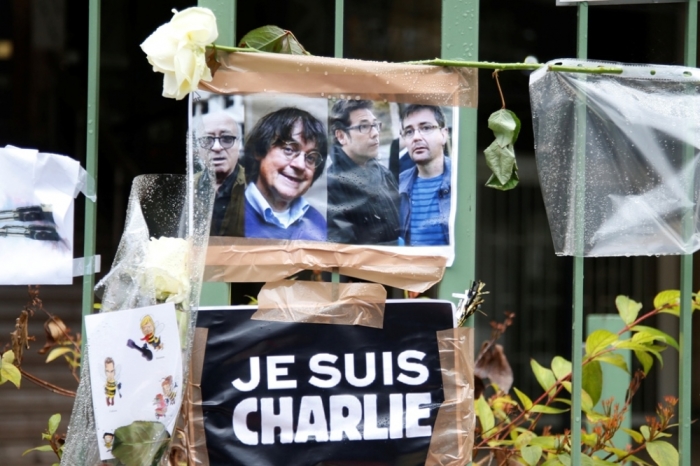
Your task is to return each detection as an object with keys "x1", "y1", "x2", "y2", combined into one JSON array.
[{"x1": 78, "y1": 0, "x2": 697, "y2": 464}]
